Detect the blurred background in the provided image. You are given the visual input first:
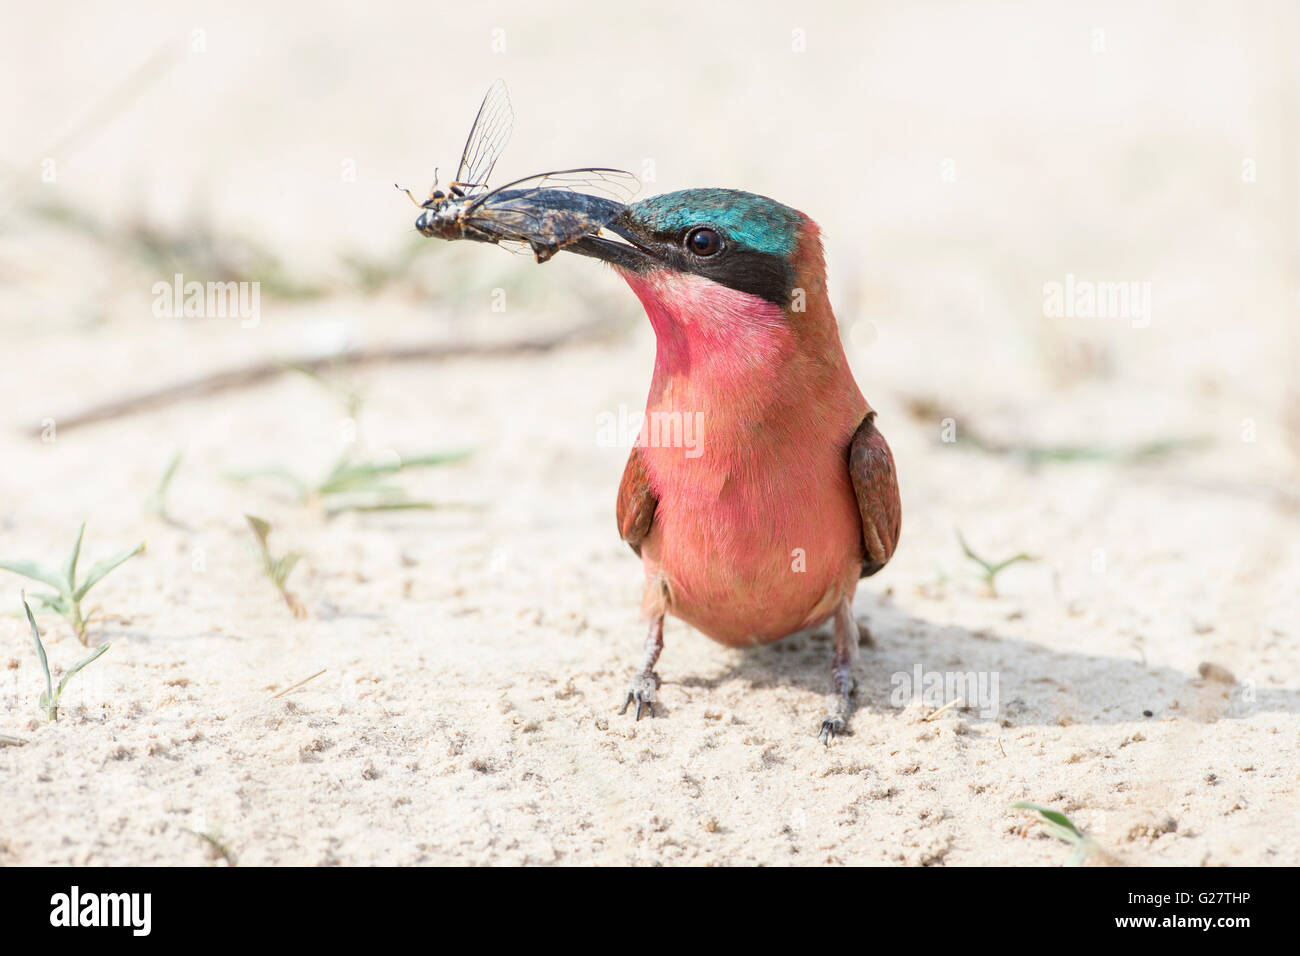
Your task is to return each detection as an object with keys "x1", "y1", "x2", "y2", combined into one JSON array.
[
  {"x1": 4, "y1": 0, "x2": 1295, "y2": 635},
  {"x1": 0, "y1": 1, "x2": 1296, "y2": 865}
]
